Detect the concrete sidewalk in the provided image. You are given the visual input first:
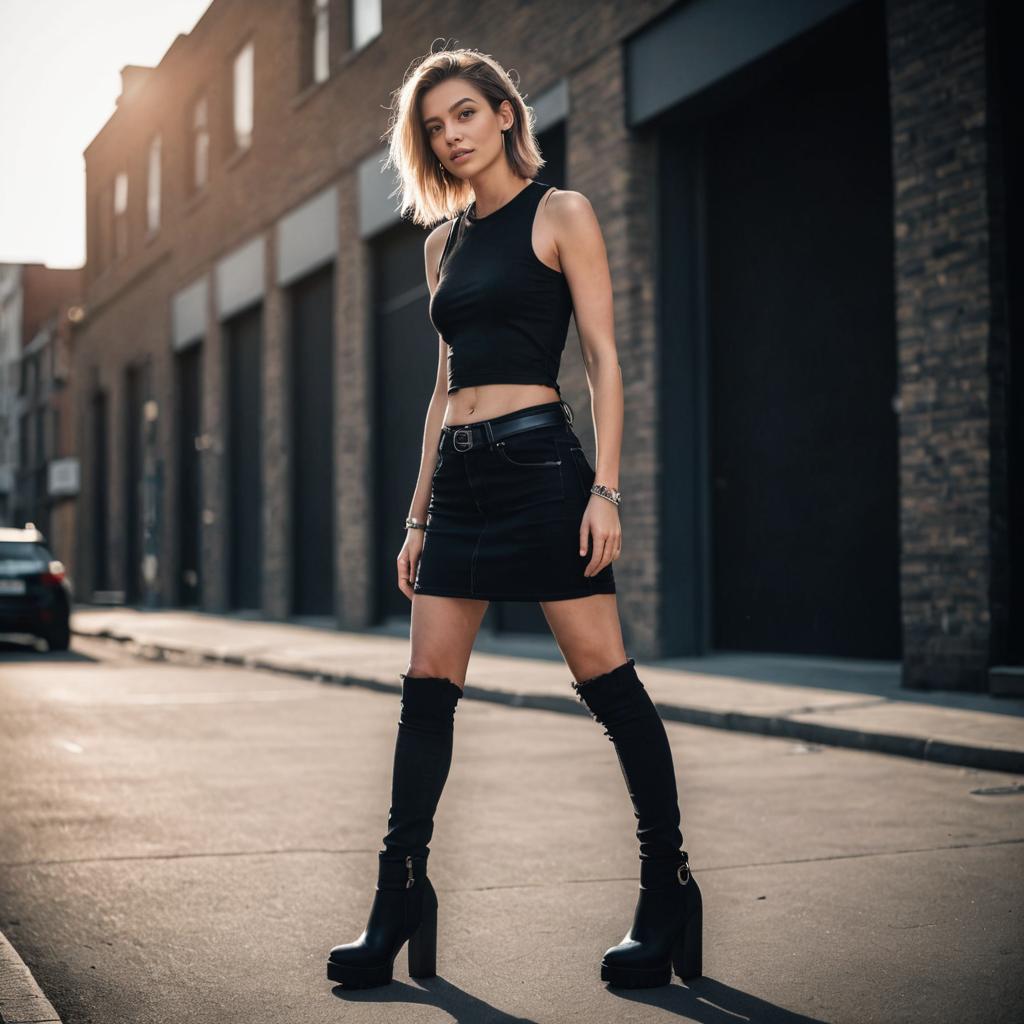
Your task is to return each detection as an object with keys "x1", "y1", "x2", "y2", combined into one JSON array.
[{"x1": 67, "y1": 606, "x2": 1024, "y2": 775}]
